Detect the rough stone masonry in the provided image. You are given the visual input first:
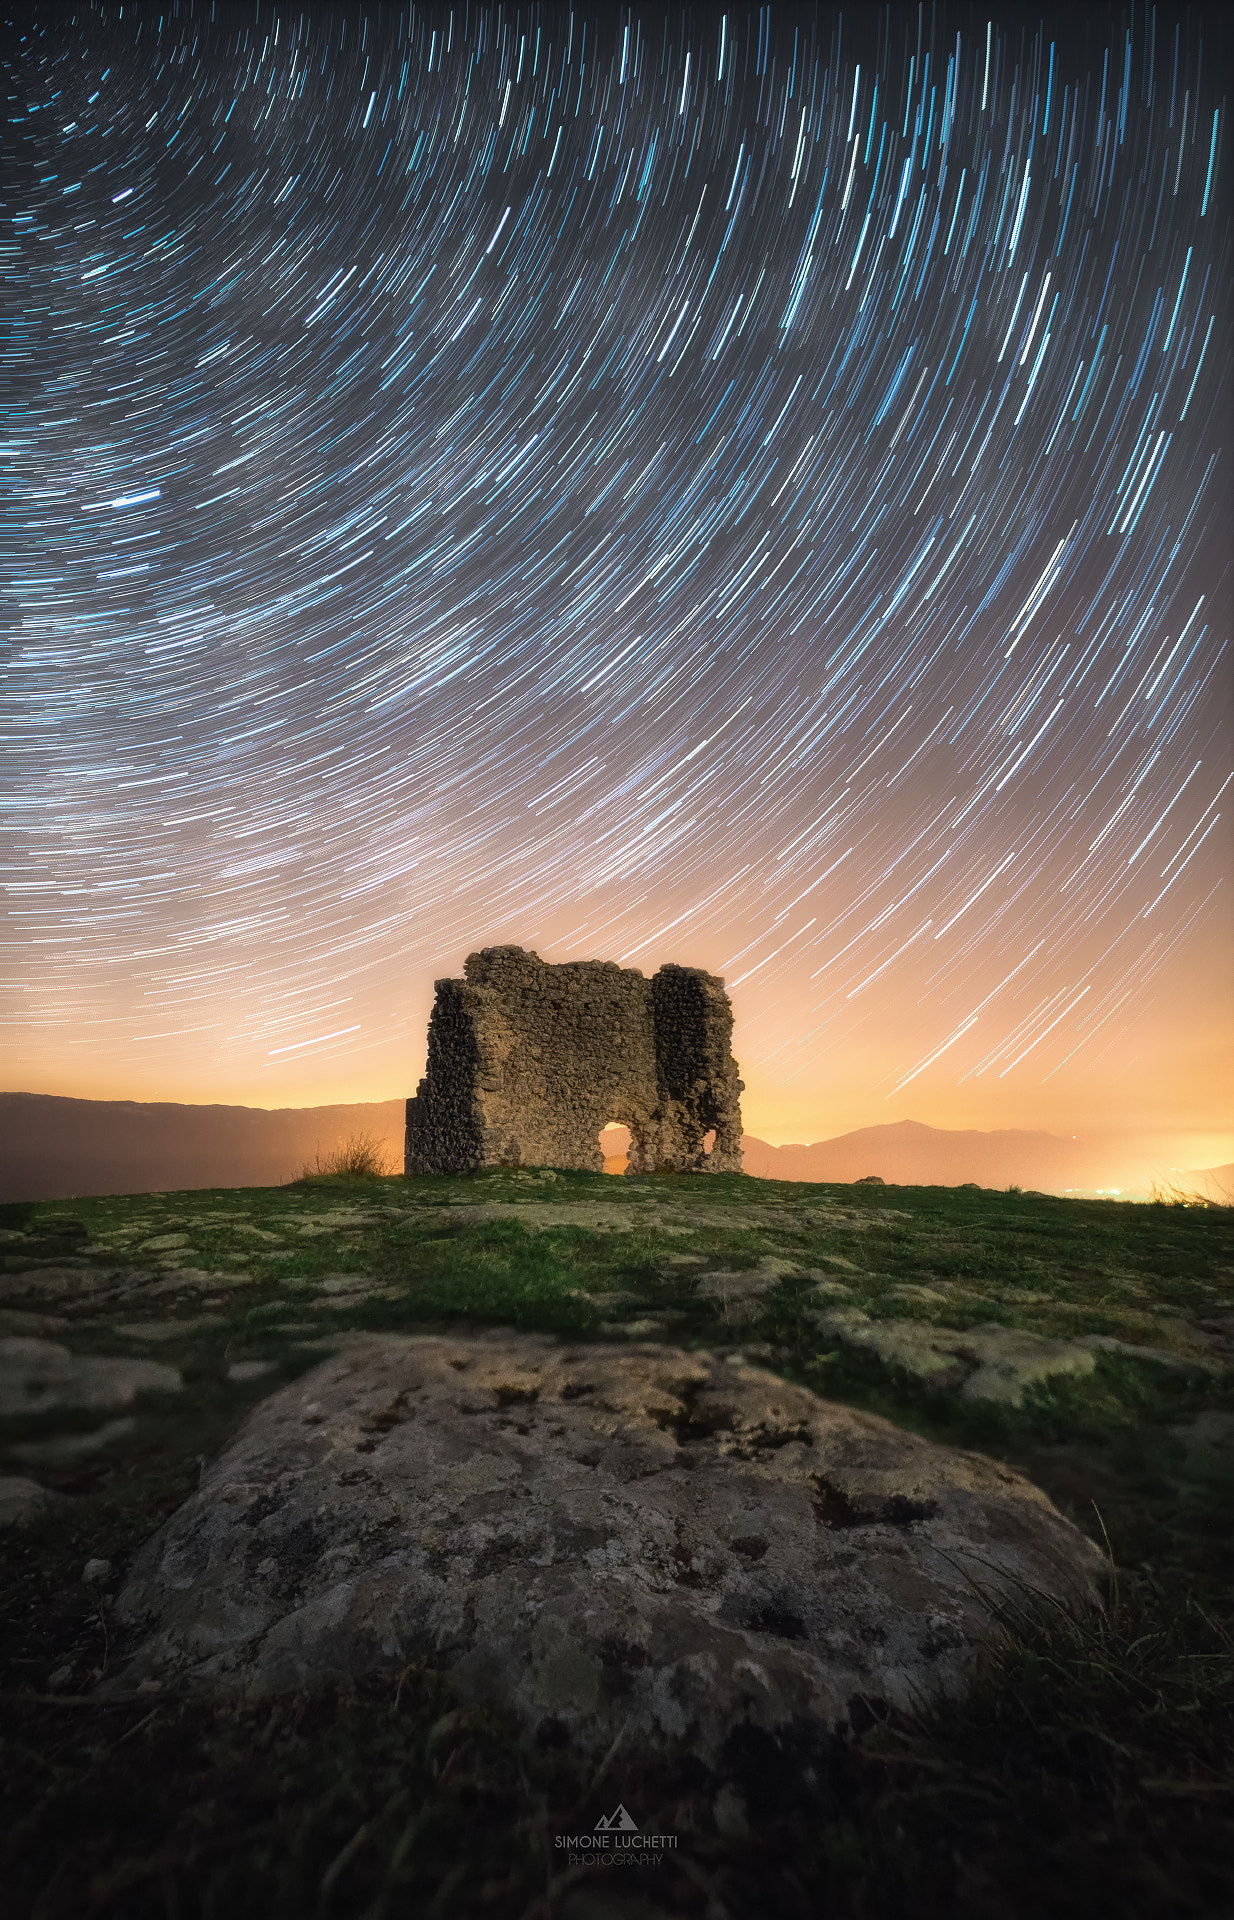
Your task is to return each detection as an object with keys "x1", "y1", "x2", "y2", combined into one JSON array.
[{"x1": 406, "y1": 946, "x2": 744, "y2": 1176}]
